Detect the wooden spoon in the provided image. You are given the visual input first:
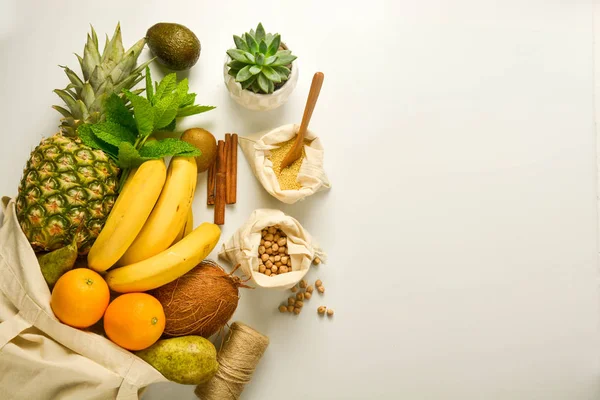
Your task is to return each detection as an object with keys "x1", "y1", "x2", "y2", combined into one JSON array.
[{"x1": 280, "y1": 72, "x2": 325, "y2": 169}]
